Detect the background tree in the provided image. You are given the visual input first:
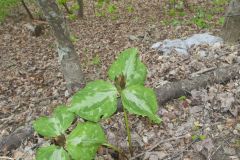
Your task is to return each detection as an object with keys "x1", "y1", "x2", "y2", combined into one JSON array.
[
  {"x1": 37, "y1": 0, "x2": 85, "y2": 92},
  {"x1": 222, "y1": 0, "x2": 240, "y2": 43},
  {"x1": 77, "y1": 0, "x2": 84, "y2": 17}
]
